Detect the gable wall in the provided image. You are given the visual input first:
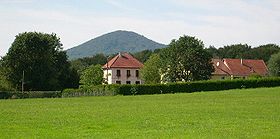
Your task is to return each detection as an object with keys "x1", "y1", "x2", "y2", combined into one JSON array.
[{"x1": 104, "y1": 68, "x2": 143, "y2": 84}]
